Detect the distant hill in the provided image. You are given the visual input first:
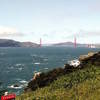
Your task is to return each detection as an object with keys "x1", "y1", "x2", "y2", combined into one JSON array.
[
  {"x1": 52, "y1": 42, "x2": 87, "y2": 47},
  {"x1": 21, "y1": 42, "x2": 39, "y2": 47},
  {"x1": 52, "y1": 42, "x2": 100, "y2": 48},
  {"x1": 0, "y1": 39, "x2": 40, "y2": 47},
  {"x1": 94, "y1": 44, "x2": 100, "y2": 48}
]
